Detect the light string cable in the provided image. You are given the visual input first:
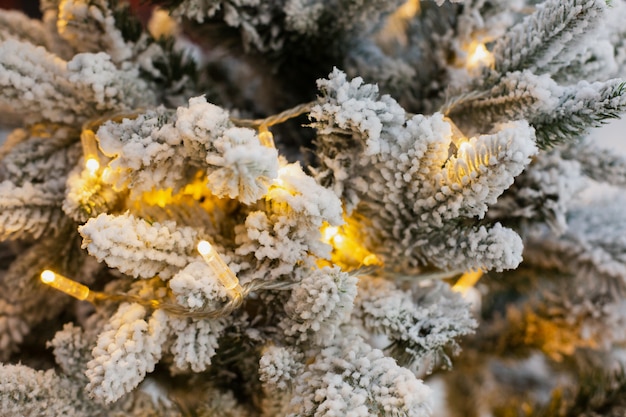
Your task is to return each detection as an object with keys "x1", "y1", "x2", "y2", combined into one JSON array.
[
  {"x1": 230, "y1": 101, "x2": 317, "y2": 129},
  {"x1": 41, "y1": 269, "x2": 298, "y2": 319}
]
